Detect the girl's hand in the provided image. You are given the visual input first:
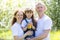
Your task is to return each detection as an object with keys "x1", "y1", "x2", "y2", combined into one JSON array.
[
  {"x1": 28, "y1": 22, "x2": 35, "y2": 30},
  {"x1": 32, "y1": 26, "x2": 35, "y2": 30},
  {"x1": 27, "y1": 22, "x2": 33, "y2": 26},
  {"x1": 27, "y1": 22, "x2": 33, "y2": 29}
]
